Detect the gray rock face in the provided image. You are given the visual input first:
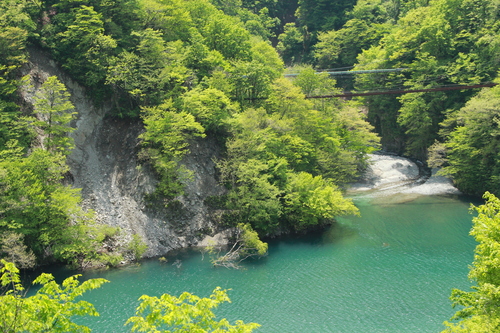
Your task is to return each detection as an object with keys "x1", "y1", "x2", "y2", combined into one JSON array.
[{"x1": 20, "y1": 47, "x2": 227, "y2": 258}]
